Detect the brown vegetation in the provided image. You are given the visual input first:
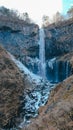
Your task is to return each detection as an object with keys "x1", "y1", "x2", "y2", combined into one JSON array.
[{"x1": 0, "y1": 45, "x2": 24, "y2": 128}]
